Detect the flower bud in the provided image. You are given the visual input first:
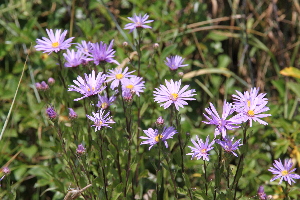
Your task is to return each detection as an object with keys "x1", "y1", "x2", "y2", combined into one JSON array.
[
  {"x1": 153, "y1": 43, "x2": 159, "y2": 49},
  {"x1": 2, "y1": 167, "x2": 10, "y2": 174},
  {"x1": 76, "y1": 144, "x2": 86, "y2": 155},
  {"x1": 46, "y1": 106, "x2": 57, "y2": 120},
  {"x1": 41, "y1": 81, "x2": 49, "y2": 90},
  {"x1": 178, "y1": 72, "x2": 184, "y2": 77},
  {"x1": 123, "y1": 42, "x2": 128, "y2": 47},
  {"x1": 155, "y1": 116, "x2": 164, "y2": 127},
  {"x1": 68, "y1": 108, "x2": 78, "y2": 119},
  {"x1": 35, "y1": 82, "x2": 42, "y2": 90},
  {"x1": 257, "y1": 185, "x2": 267, "y2": 200},
  {"x1": 47, "y1": 77, "x2": 55, "y2": 85}
]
